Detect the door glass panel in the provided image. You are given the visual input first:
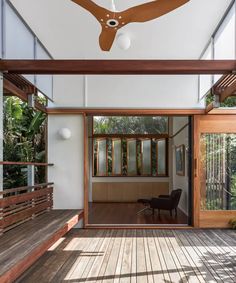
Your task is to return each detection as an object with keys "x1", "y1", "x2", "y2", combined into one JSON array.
[
  {"x1": 97, "y1": 139, "x2": 107, "y2": 176},
  {"x1": 157, "y1": 139, "x2": 166, "y2": 175},
  {"x1": 127, "y1": 140, "x2": 137, "y2": 175},
  {"x1": 200, "y1": 134, "x2": 236, "y2": 210},
  {"x1": 142, "y1": 139, "x2": 151, "y2": 175},
  {"x1": 112, "y1": 139, "x2": 121, "y2": 175}
]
